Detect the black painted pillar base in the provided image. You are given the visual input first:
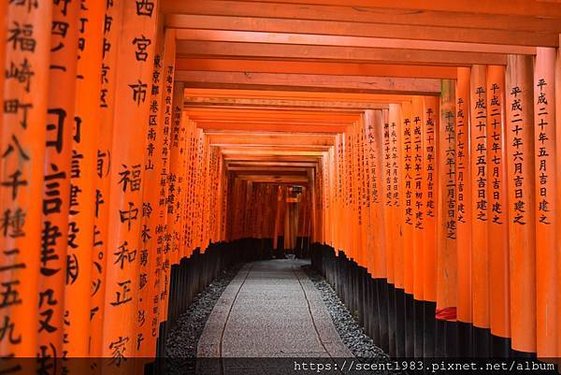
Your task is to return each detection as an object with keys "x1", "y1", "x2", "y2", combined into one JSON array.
[{"x1": 309, "y1": 243, "x2": 544, "y2": 362}]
